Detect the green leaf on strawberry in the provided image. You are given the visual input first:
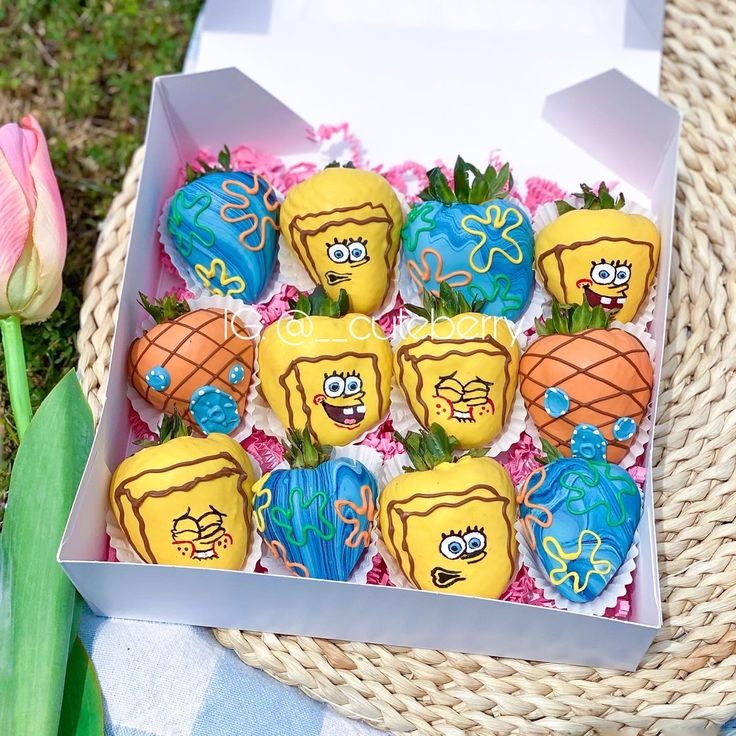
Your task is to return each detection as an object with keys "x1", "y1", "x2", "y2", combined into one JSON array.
[
  {"x1": 534, "y1": 300, "x2": 611, "y2": 336},
  {"x1": 418, "y1": 156, "x2": 513, "y2": 206},
  {"x1": 555, "y1": 182, "x2": 626, "y2": 216},
  {"x1": 137, "y1": 292, "x2": 190, "y2": 324},
  {"x1": 282, "y1": 428, "x2": 332, "y2": 470},
  {"x1": 405, "y1": 281, "x2": 486, "y2": 321},
  {"x1": 288, "y1": 286, "x2": 350, "y2": 320},
  {"x1": 395, "y1": 423, "x2": 486, "y2": 472},
  {"x1": 184, "y1": 144, "x2": 233, "y2": 183}
]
